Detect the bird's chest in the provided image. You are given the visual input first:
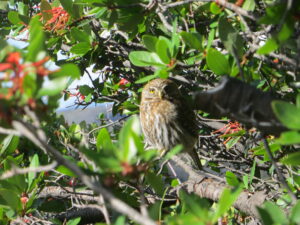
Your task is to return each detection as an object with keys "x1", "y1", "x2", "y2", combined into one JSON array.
[{"x1": 140, "y1": 100, "x2": 185, "y2": 149}]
